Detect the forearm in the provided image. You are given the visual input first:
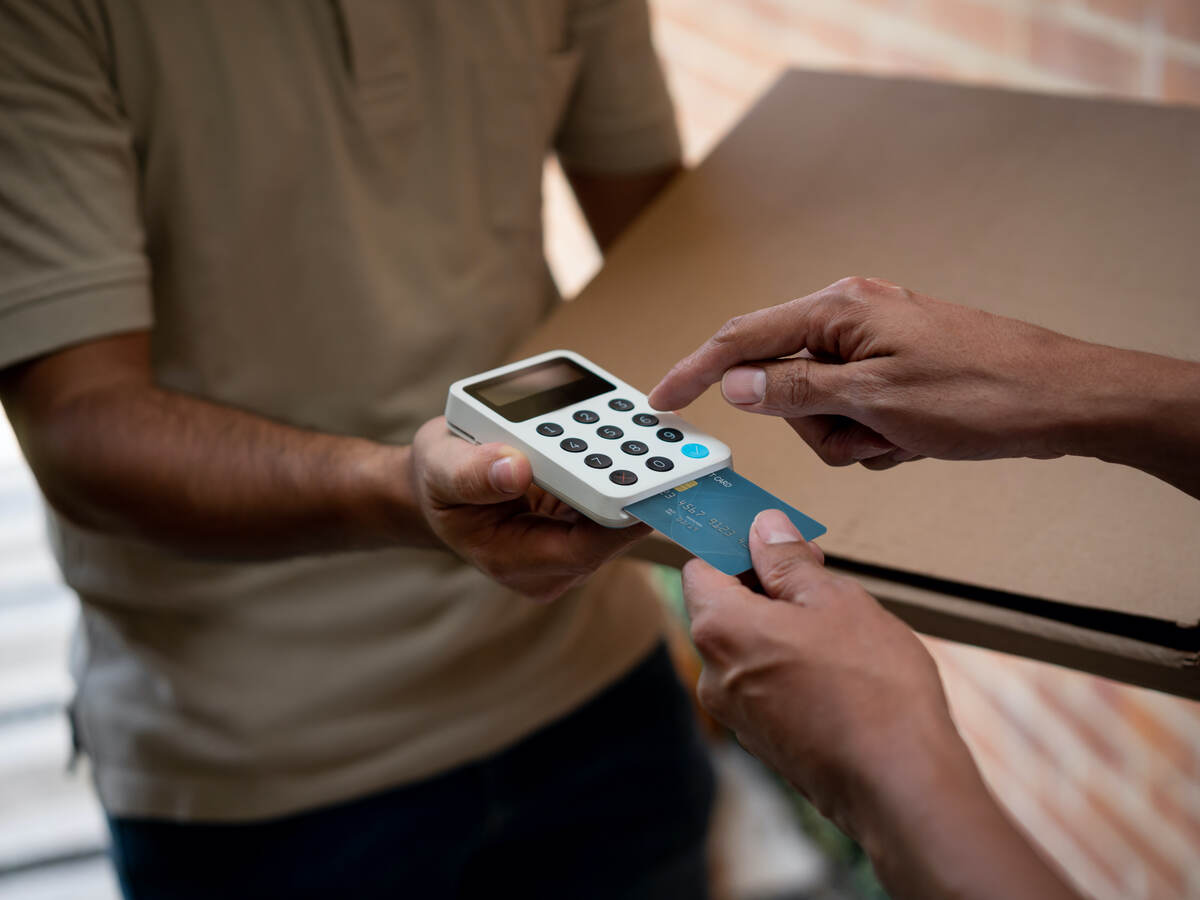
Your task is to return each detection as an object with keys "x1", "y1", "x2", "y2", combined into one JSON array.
[
  {"x1": 14, "y1": 382, "x2": 434, "y2": 559},
  {"x1": 1056, "y1": 344, "x2": 1200, "y2": 500},
  {"x1": 848, "y1": 727, "x2": 1082, "y2": 900},
  {"x1": 565, "y1": 163, "x2": 681, "y2": 253}
]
